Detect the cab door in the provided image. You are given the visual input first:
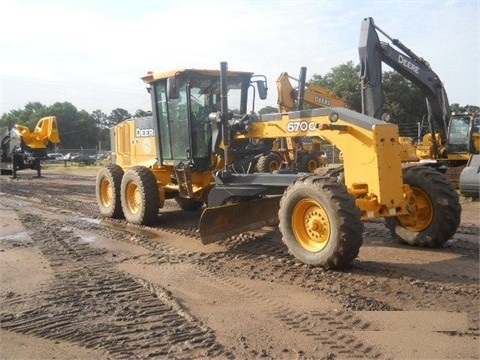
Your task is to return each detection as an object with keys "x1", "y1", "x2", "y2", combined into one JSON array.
[{"x1": 153, "y1": 82, "x2": 191, "y2": 163}]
